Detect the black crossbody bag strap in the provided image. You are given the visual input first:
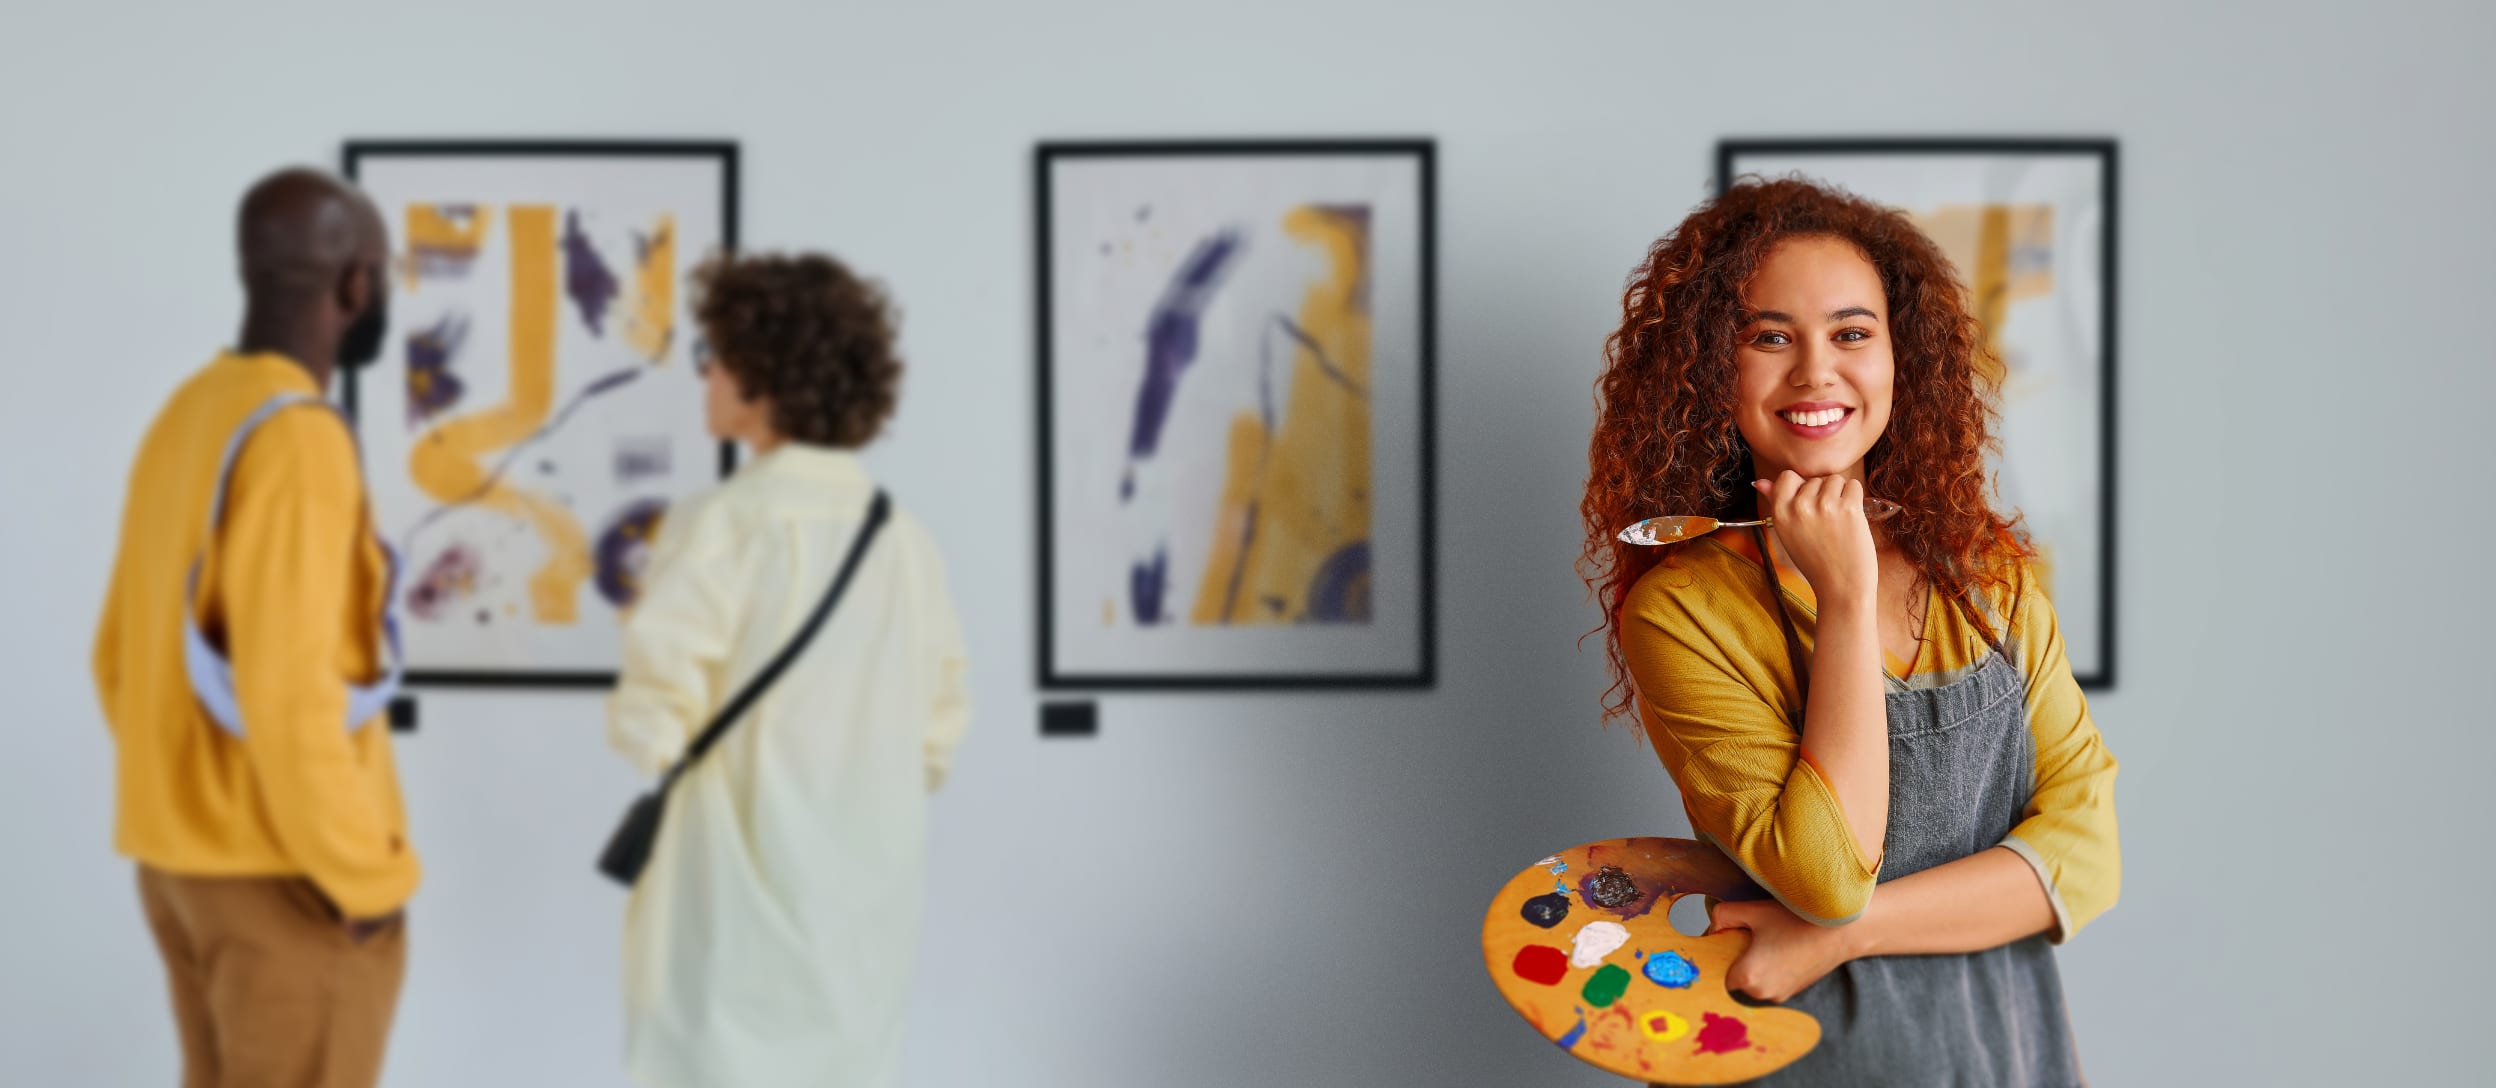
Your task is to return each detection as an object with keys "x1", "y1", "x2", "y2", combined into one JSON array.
[
  {"x1": 660, "y1": 490, "x2": 891, "y2": 790},
  {"x1": 599, "y1": 490, "x2": 889, "y2": 886}
]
